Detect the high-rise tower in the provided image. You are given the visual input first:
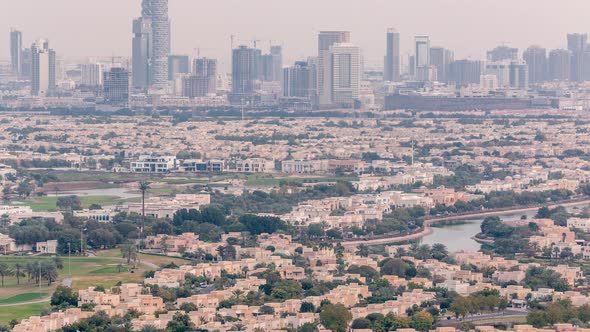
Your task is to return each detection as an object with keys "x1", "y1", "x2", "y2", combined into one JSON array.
[
  {"x1": 31, "y1": 39, "x2": 56, "y2": 96},
  {"x1": 132, "y1": 17, "x2": 152, "y2": 89},
  {"x1": 414, "y1": 36, "x2": 430, "y2": 71},
  {"x1": 384, "y1": 28, "x2": 400, "y2": 82},
  {"x1": 133, "y1": 0, "x2": 170, "y2": 90},
  {"x1": 567, "y1": 33, "x2": 587, "y2": 82},
  {"x1": 317, "y1": 31, "x2": 350, "y2": 107},
  {"x1": 10, "y1": 29, "x2": 22, "y2": 77},
  {"x1": 523, "y1": 46, "x2": 547, "y2": 85}
]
